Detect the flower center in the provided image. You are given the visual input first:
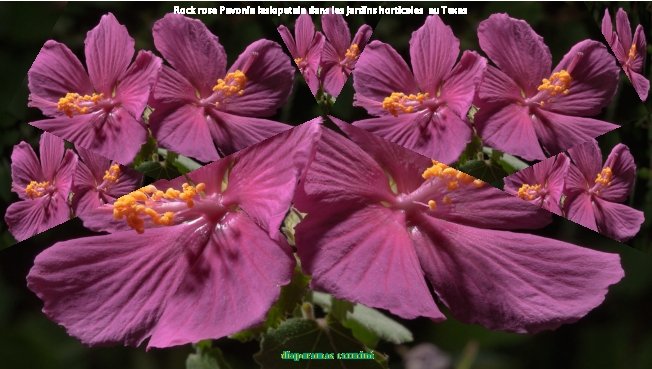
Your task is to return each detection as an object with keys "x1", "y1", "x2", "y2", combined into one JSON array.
[
  {"x1": 517, "y1": 183, "x2": 543, "y2": 201},
  {"x1": 113, "y1": 182, "x2": 206, "y2": 234},
  {"x1": 416, "y1": 160, "x2": 484, "y2": 210},
  {"x1": 382, "y1": 92, "x2": 430, "y2": 116},
  {"x1": 25, "y1": 180, "x2": 51, "y2": 199},
  {"x1": 537, "y1": 70, "x2": 572, "y2": 97},
  {"x1": 594, "y1": 167, "x2": 613, "y2": 187},
  {"x1": 103, "y1": 164, "x2": 121, "y2": 183},
  {"x1": 628, "y1": 43, "x2": 637, "y2": 63},
  {"x1": 294, "y1": 57, "x2": 307, "y2": 69},
  {"x1": 212, "y1": 70, "x2": 247, "y2": 104},
  {"x1": 57, "y1": 92, "x2": 104, "y2": 117}
]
